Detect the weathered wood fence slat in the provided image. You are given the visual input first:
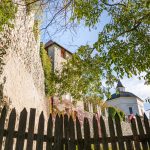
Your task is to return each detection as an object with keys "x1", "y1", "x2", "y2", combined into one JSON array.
[{"x1": 0, "y1": 107, "x2": 150, "y2": 150}]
